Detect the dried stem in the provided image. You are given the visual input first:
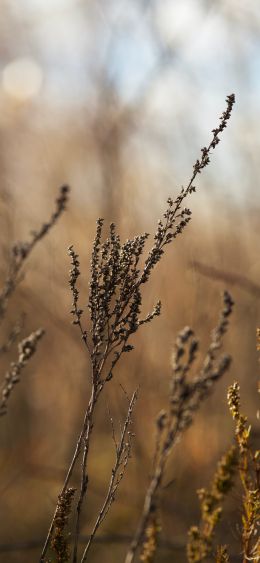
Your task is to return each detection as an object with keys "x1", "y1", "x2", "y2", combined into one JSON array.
[
  {"x1": 72, "y1": 383, "x2": 99, "y2": 563},
  {"x1": 80, "y1": 389, "x2": 138, "y2": 562},
  {"x1": 40, "y1": 384, "x2": 98, "y2": 562}
]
